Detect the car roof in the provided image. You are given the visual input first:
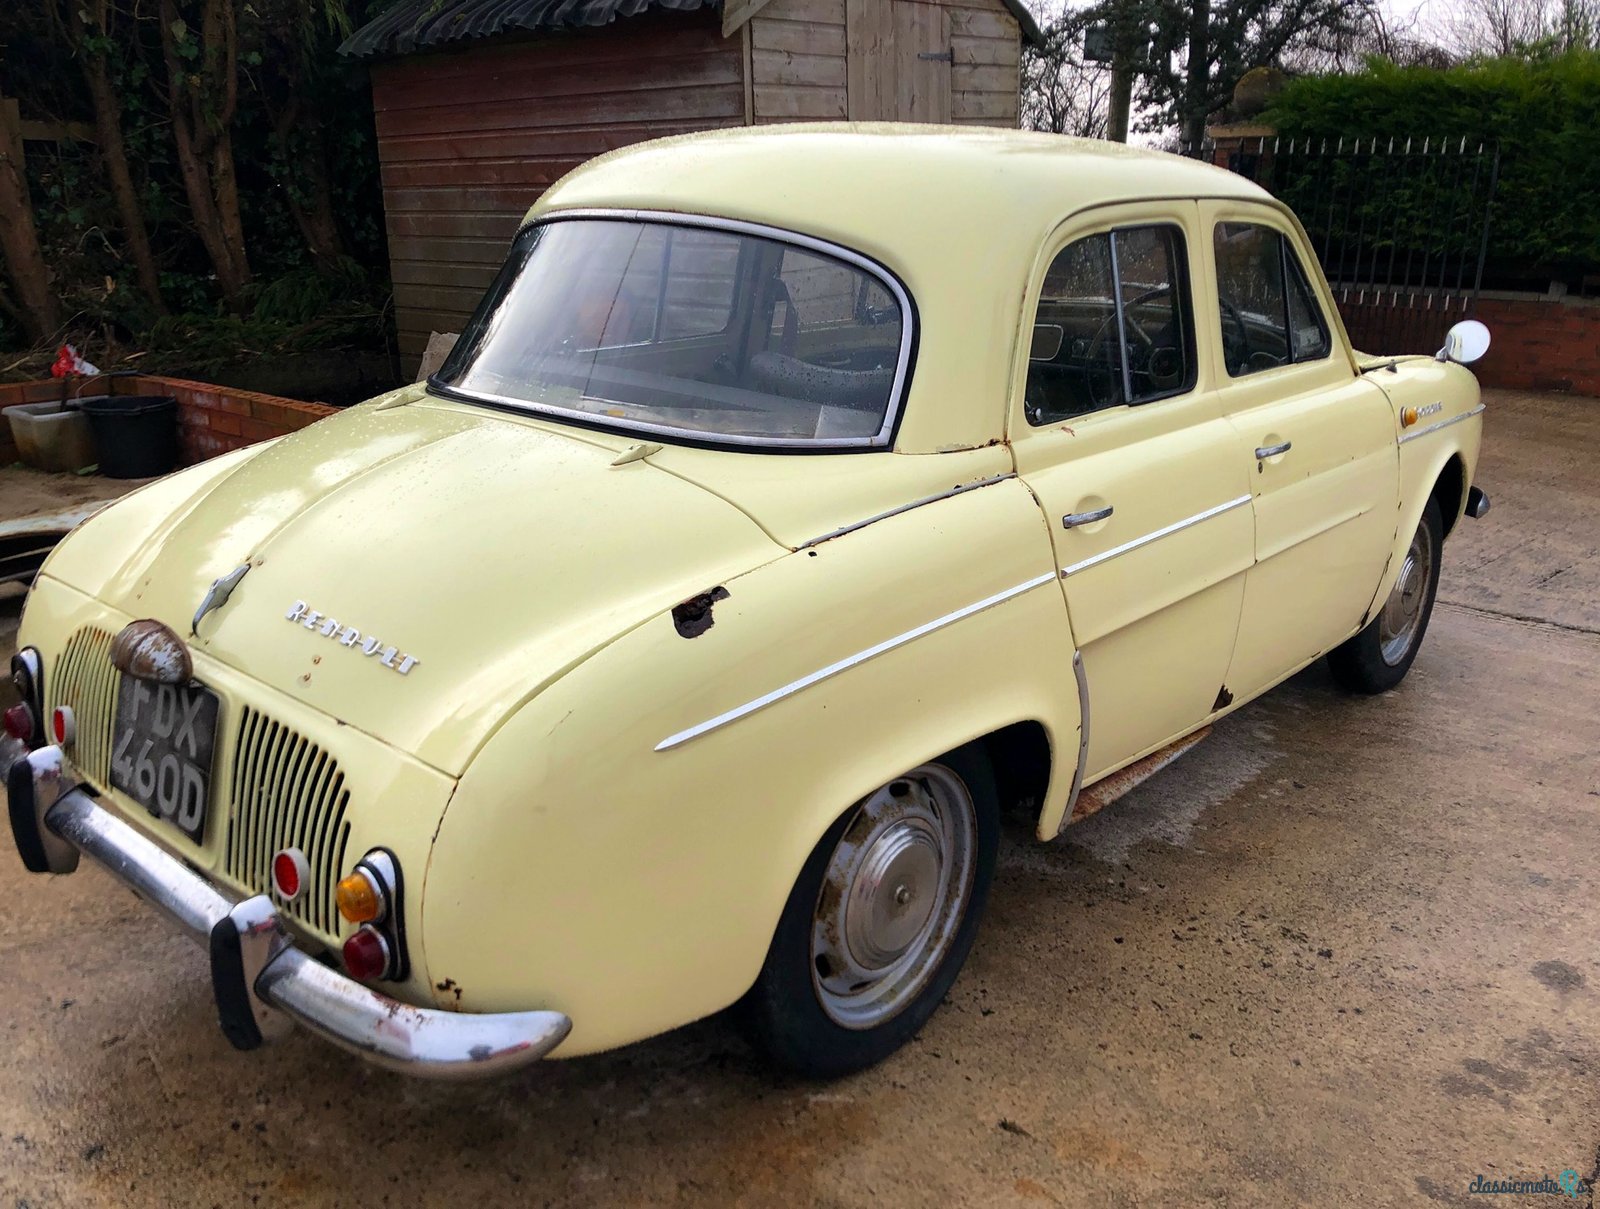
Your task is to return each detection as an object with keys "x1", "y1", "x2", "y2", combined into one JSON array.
[
  {"x1": 540, "y1": 124, "x2": 1269, "y2": 224},
  {"x1": 530, "y1": 124, "x2": 1278, "y2": 454}
]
